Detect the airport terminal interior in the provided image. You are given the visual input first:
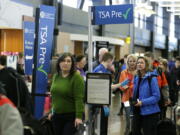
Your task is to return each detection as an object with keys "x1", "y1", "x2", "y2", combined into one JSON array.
[{"x1": 0, "y1": 0, "x2": 180, "y2": 135}]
